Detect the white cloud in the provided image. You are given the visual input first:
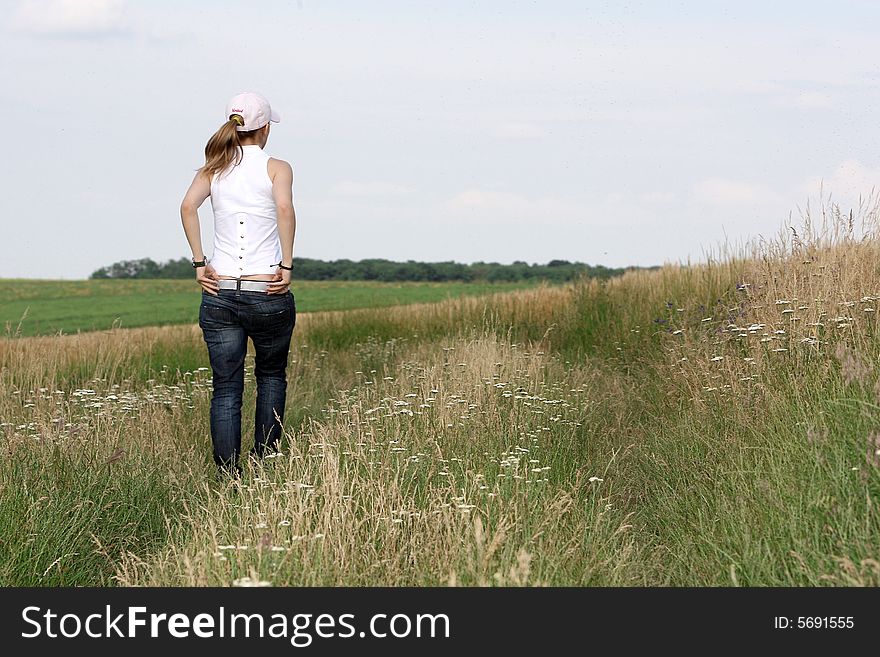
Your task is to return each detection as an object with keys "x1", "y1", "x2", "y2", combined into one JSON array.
[
  {"x1": 691, "y1": 162, "x2": 880, "y2": 223},
  {"x1": 799, "y1": 159, "x2": 880, "y2": 203},
  {"x1": 640, "y1": 191, "x2": 677, "y2": 204},
  {"x1": 489, "y1": 122, "x2": 548, "y2": 139},
  {"x1": 790, "y1": 92, "x2": 835, "y2": 109},
  {"x1": 764, "y1": 88, "x2": 836, "y2": 110},
  {"x1": 10, "y1": 0, "x2": 128, "y2": 36},
  {"x1": 445, "y1": 189, "x2": 528, "y2": 214},
  {"x1": 331, "y1": 181, "x2": 415, "y2": 197},
  {"x1": 441, "y1": 189, "x2": 580, "y2": 223},
  {"x1": 692, "y1": 178, "x2": 782, "y2": 206}
]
